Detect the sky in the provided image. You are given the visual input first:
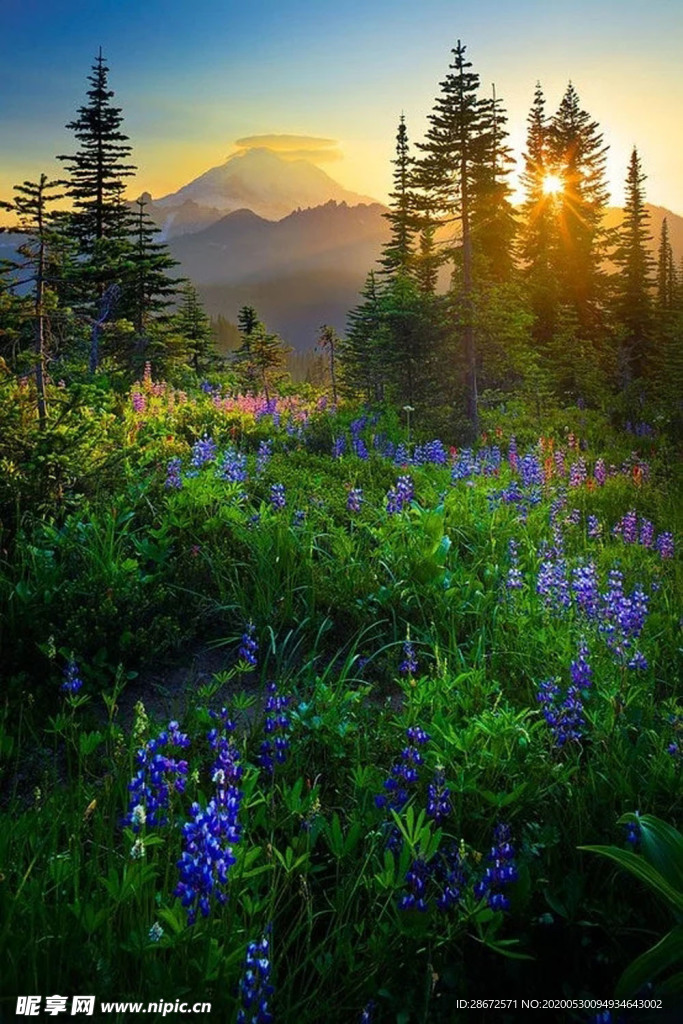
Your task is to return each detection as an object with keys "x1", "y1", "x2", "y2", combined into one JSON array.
[{"x1": 1, "y1": 0, "x2": 681, "y2": 219}]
